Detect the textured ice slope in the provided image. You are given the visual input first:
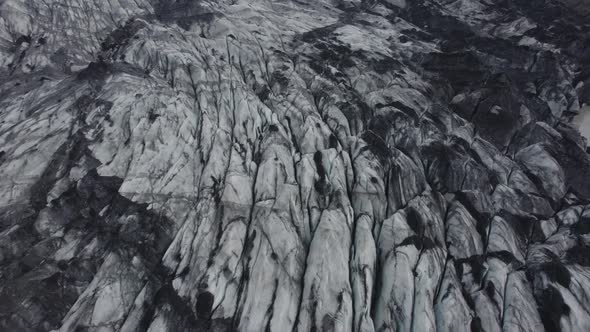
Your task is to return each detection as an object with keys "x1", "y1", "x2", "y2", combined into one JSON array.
[{"x1": 1, "y1": 0, "x2": 590, "y2": 331}]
